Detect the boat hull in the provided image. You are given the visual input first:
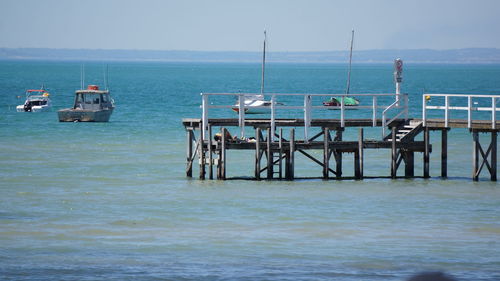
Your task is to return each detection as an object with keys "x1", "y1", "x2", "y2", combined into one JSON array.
[
  {"x1": 16, "y1": 105, "x2": 51, "y2": 112},
  {"x1": 232, "y1": 99, "x2": 277, "y2": 114},
  {"x1": 323, "y1": 97, "x2": 360, "y2": 109},
  {"x1": 231, "y1": 107, "x2": 270, "y2": 114},
  {"x1": 323, "y1": 106, "x2": 359, "y2": 110},
  {"x1": 57, "y1": 108, "x2": 114, "y2": 122}
]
